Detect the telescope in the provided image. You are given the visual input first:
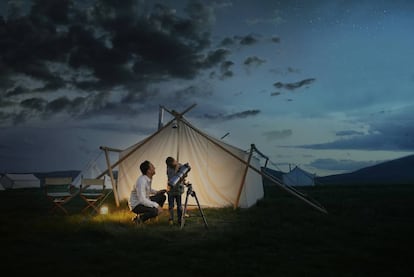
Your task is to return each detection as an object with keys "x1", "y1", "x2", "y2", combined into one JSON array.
[{"x1": 168, "y1": 163, "x2": 191, "y2": 187}]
